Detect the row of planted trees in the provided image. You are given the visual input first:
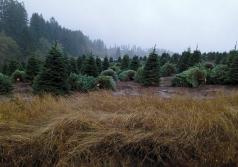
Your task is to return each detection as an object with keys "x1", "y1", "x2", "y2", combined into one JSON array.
[
  {"x1": 0, "y1": 44, "x2": 161, "y2": 95},
  {"x1": 1, "y1": 43, "x2": 238, "y2": 95}
]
